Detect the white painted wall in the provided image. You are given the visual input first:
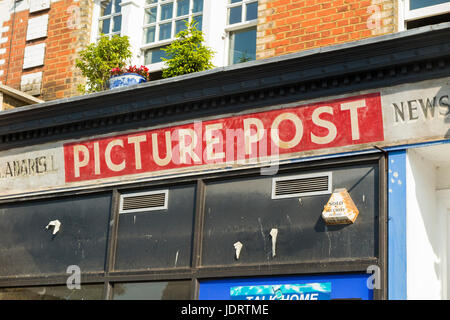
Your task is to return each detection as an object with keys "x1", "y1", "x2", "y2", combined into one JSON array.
[
  {"x1": 437, "y1": 165, "x2": 450, "y2": 190},
  {"x1": 406, "y1": 148, "x2": 442, "y2": 299}
]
